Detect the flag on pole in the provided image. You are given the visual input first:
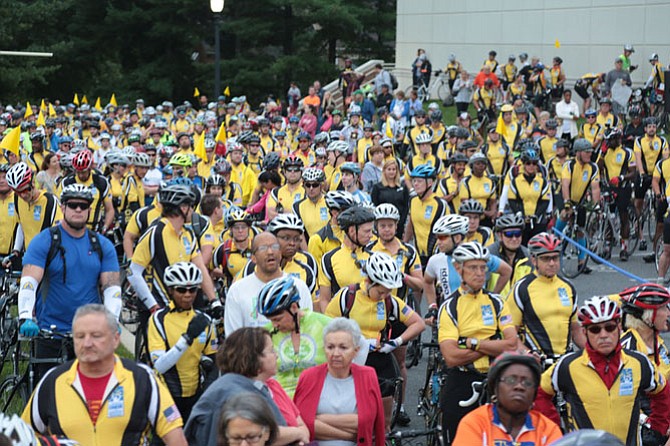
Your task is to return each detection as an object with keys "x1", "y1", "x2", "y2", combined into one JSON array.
[
  {"x1": 110, "y1": 93, "x2": 118, "y2": 107},
  {"x1": 48, "y1": 104, "x2": 57, "y2": 117},
  {"x1": 40, "y1": 99, "x2": 46, "y2": 112},
  {"x1": 24, "y1": 102, "x2": 33, "y2": 119},
  {"x1": 36, "y1": 110, "x2": 46, "y2": 127},
  {"x1": 94, "y1": 97, "x2": 102, "y2": 110},
  {"x1": 73, "y1": 93, "x2": 79, "y2": 106},
  {"x1": 554, "y1": 39, "x2": 561, "y2": 48},
  {"x1": 223, "y1": 86, "x2": 230, "y2": 96},
  {"x1": 193, "y1": 87, "x2": 200, "y2": 97},
  {"x1": 82, "y1": 95, "x2": 88, "y2": 105},
  {"x1": 193, "y1": 131, "x2": 207, "y2": 161},
  {"x1": 214, "y1": 122, "x2": 227, "y2": 156},
  {"x1": 0, "y1": 126, "x2": 20, "y2": 156}
]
